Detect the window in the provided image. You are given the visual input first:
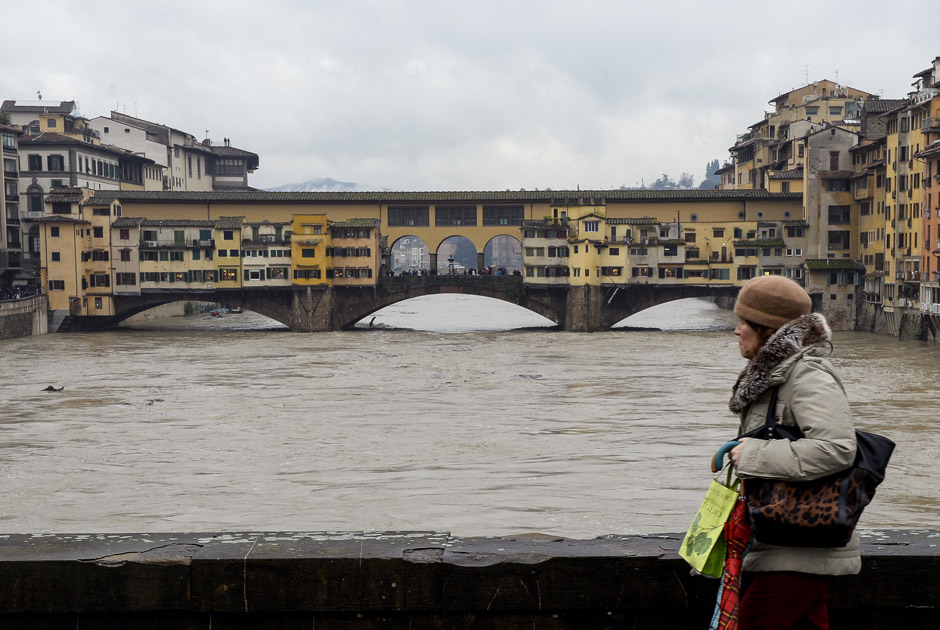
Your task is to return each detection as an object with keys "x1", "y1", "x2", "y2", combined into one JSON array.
[
  {"x1": 47, "y1": 155, "x2": 65, "y2": 171},
  {"x1": 50, "y1": 227, "x2": 60, "y2": 237},
  {"x1": 684, "y1": 232, "x2": 696, "y2": 243},
  {"x1": 223, "y1": 230, "x2": 234, "y2": 240},
  {"x1": 584, "y1": 220, "x2": 600, "y2": 232},
  {"x1": 141, "y1": 251, "x2": 157, "y2": 261},
  {"x1": 48, "y1": 280, "x2": 65, "y2": 291},
  {"x1": 608, "y1": 248, "x2": 619, "y2": 256},
  {"x1": 482, "y1": 205, "x2": 523, "y2": 226},
  {"x1": 90, "y1": 273, "x2": 110, "y2": 287},
  {"x1": 93, "y1": 227, "x2": 104, "y2": 238},
  {"x1": 302, "y1": 248, "x2": 316, "y2": 257},
  {"x1": 116, "y1": 273, "x2": 136, "y2": 286},
  {"x1": 28, "y1": 155, "x2": 43, "y2": 171},
  {"x1": 435, "y1": 205, "x2": 477, "y2": 226},
  {"x1": 388, "y1": 205, "x2": 430, "y2": 227},
  {"x1": 170, "y1": 251, "x2": 184, "y2": 261},
  {"x1": 159, "y1": 251, "x2": 169, "y2": 261},
  {"x1": 220, "y1": 268, "x2": 238, "y2": 281},
  {"x1": 120, "y1": 249, "x2": 131, "y2": 262},
  {"x1": 51, "y1": 252, "x2": 61, "y2": 262},
  {"x1": 712, "y1": 228, "x2": 725, "y2": 238},
  {"x1": 781, "y1": 182, "x2": 790, "y2": 192},
  {"x1": 119, "y1": 228, "x2": 130, "y2": 240}
]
